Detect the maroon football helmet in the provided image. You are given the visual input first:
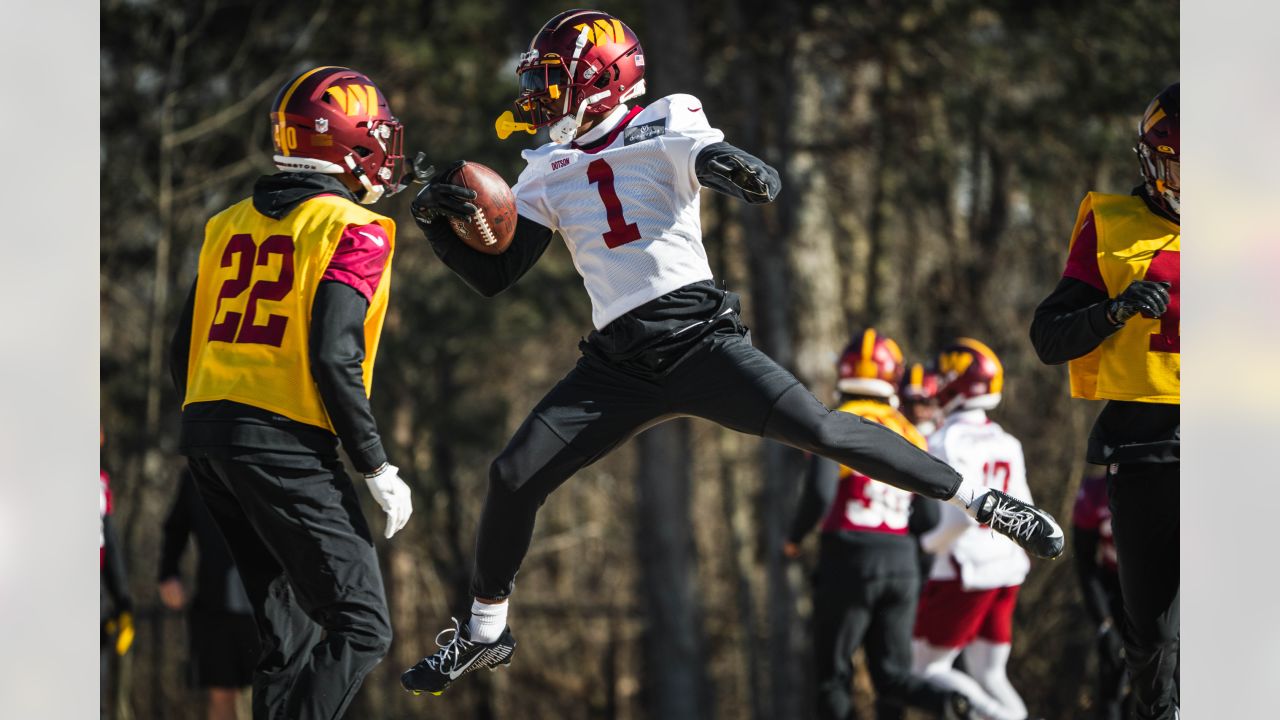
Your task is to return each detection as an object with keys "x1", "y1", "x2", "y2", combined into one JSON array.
[
  {"x1": 836, "y1": 329, "x2": 906, "y2": 400},
  {"x1": 1137, "y1": 82, "x2": 1179, "y2": 216},
  {"x1": 270, "y1": 66, "x2": 404, "y2": 204},
  {"x1": 514, "y1": 10, "x2": 646, "y2": 143},
  {"x1": 899, "y1": 362, "x2": 941, "y2": 431},
  {"x1": 899, "y1": 362, "x2": 940, "y2": 404},
  {"x1": 935, "y1": 338, "x2": 1004, "y2": 413}
]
